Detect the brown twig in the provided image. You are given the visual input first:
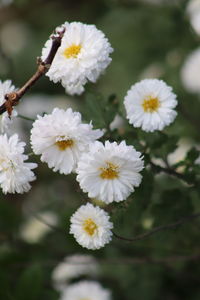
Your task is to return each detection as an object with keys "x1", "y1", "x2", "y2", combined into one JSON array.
[
  {"x1": 113, "y1": 212, "x2": 200, "y2": 242},
  {"x1": 0, "y1": 27, "x2": 65, "y2": 116}
]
